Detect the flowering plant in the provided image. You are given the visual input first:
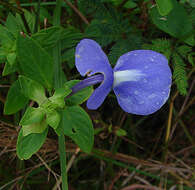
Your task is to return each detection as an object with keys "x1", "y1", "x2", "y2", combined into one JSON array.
[{"x1": 74, "y1": 39, "x2": 172, "y2": 115}]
